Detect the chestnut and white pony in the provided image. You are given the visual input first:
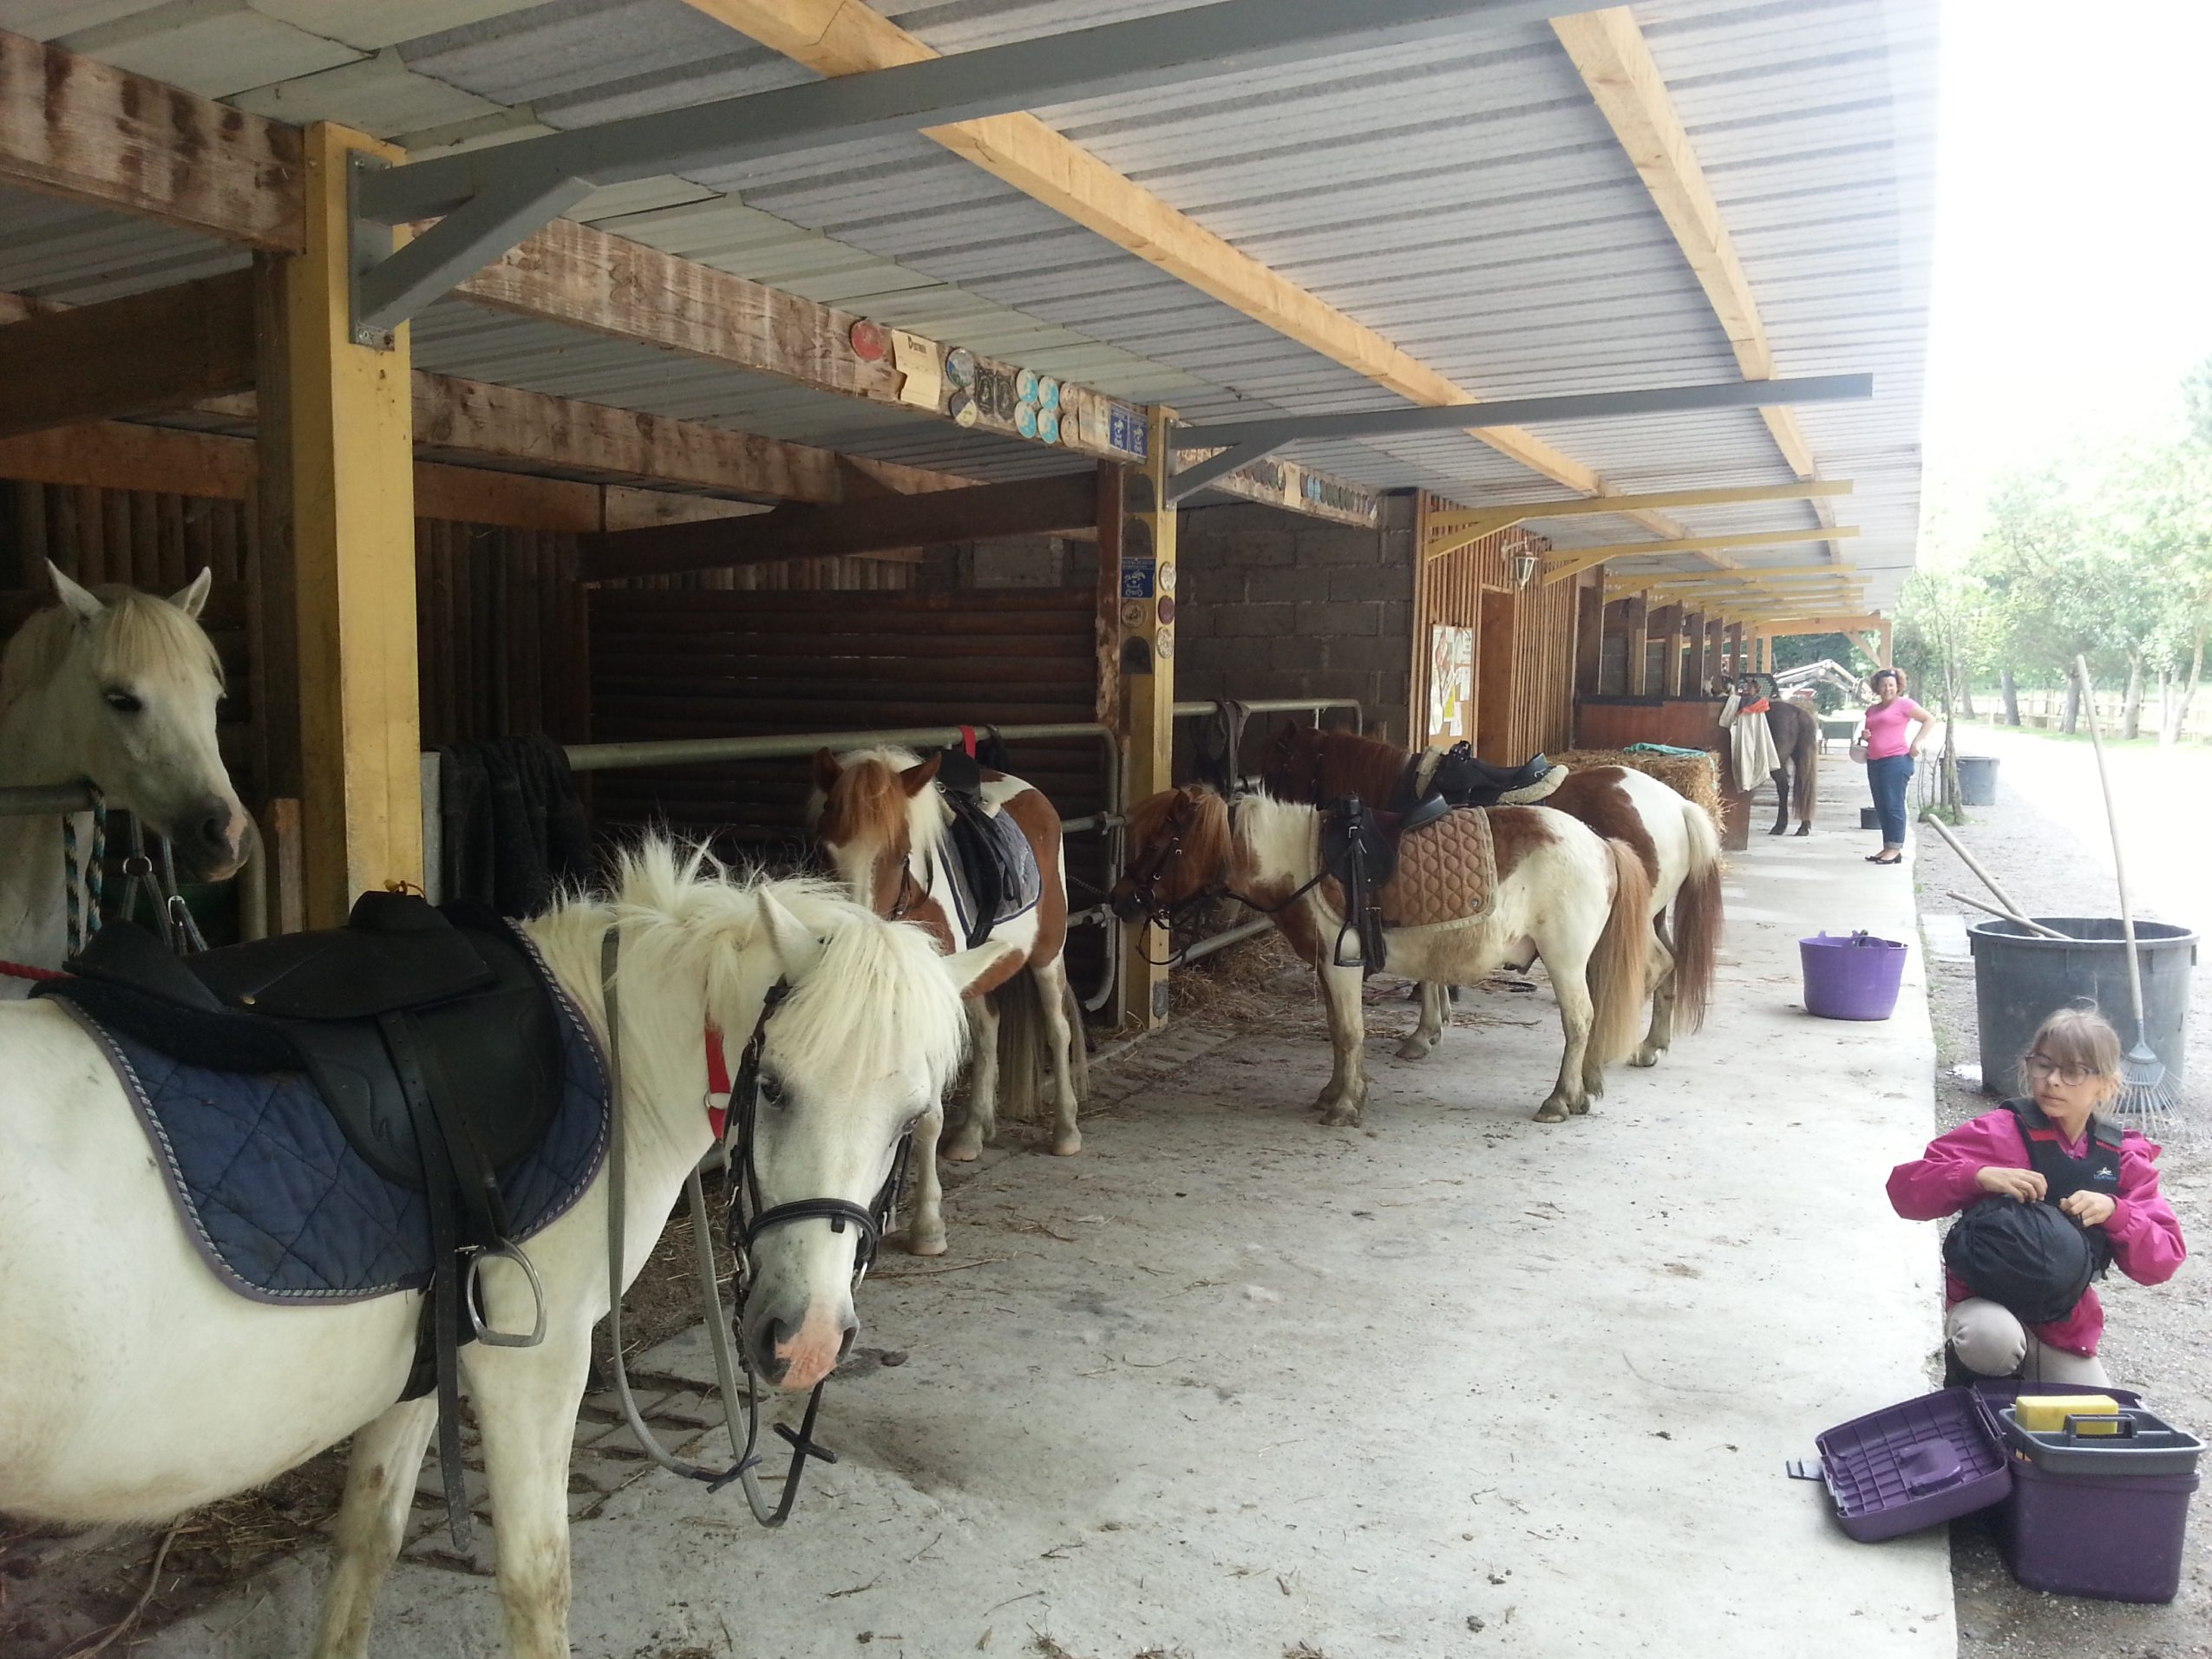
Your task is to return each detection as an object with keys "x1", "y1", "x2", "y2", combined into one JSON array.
[
  {"x1": 812, "y1": 747, "x2": 1088, "y2": 1254},
  {"x1": 1111, "y1": 789, "x2": 1652, "y2": 1124},
  {"x1": 0, "y1": 564, "x2": 251, "y2": 986},
  {"x1": 1258, "y1": 727, "x2": 1724, "y2": 1072},
  {"x1": 0, "y1": 842, "x2": 1001, "y2": 1659}
]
